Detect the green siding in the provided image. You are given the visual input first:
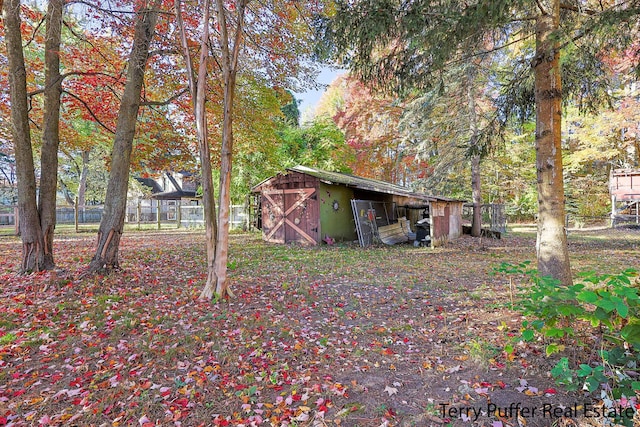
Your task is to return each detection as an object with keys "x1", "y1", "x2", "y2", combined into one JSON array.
[{"x1": 319, "y1": 183, "x2": 357, "y2": 242}]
